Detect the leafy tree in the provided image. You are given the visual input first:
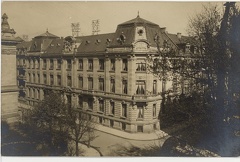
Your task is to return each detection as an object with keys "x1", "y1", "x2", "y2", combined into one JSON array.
[
  {"x1": 28, "y1": 90, "x2": 69, "y2": 155},
  {"x1": 147, "y1": 2, "x2": 240, "y2": 156}
]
